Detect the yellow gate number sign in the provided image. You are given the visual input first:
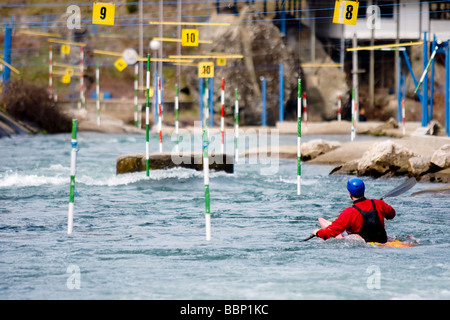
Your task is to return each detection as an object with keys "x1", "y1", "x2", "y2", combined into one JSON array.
[
  {"x1": 114, "y1": 58, "x2": 128, "y2": 72},
  {"x1": 198, "y1": 62, "x2": 214, "y2": 78},
  {"x1": 61, "y1": 45, "x2": 70, "y2": 55},
  {"x1": 65, "y1": 67, "x2": 74, "y2": 76},
  {"x1": 62, "y1": 74, "x2": 71, "y2": 84},
  {"x1": 333, "y1": 0, "x2": 359, "y2": 25},
  {"x1": 217, "y1": 57, "x2": 226, "y2": 66},
  {"x1": 92, "y1": 2, "x2": 115, "y2": 25},
  {"x1": 181, "y1": 29, "x2": 199, "y2": 47}
]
